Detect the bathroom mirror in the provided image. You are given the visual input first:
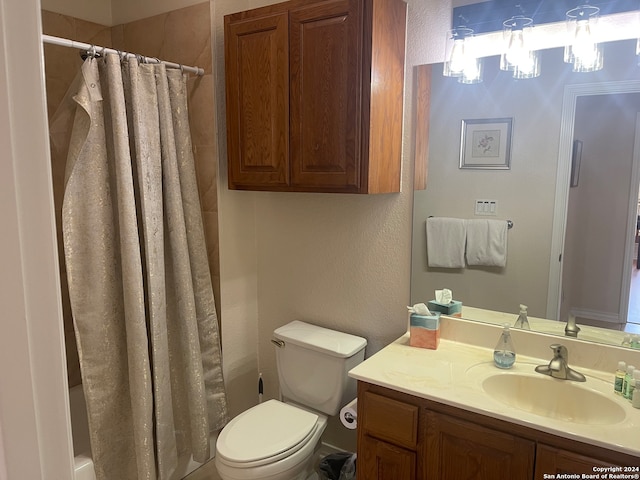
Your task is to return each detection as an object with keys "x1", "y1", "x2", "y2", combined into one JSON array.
[{"x1": 411, "y1": 40, "x2": 640, "y2": 348}]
